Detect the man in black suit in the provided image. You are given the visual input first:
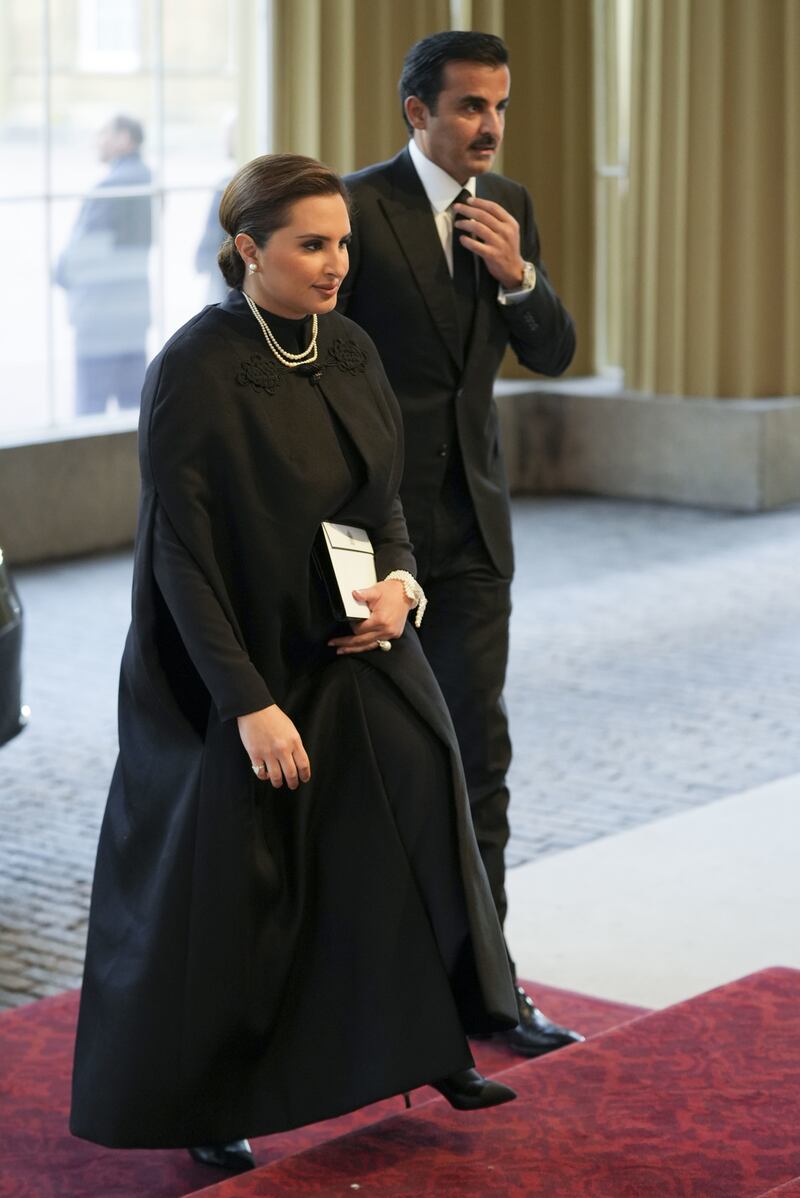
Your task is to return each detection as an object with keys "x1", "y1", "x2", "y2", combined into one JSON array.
[
  {"x1": 55, "y1": 115, "x2": 152, "y2": 415},
  {"x1": 340, "y1": 31, "x2": 582, "y2": 1056}
]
